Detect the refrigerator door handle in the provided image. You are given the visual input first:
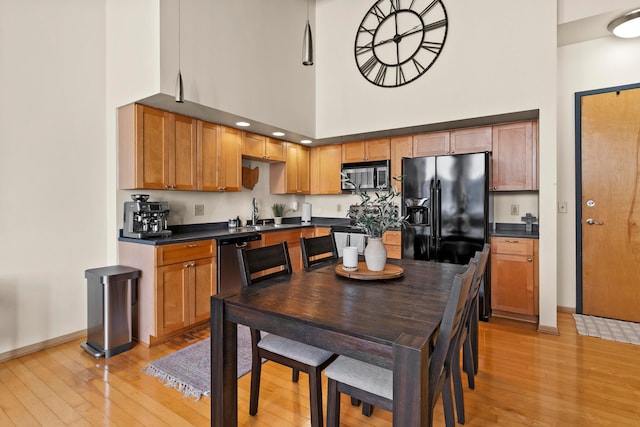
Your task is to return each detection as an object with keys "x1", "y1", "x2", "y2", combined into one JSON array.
[
  {"x1": 429, "y1": 180, "x2": 436, "y2": 248},
  {"x1": 435, "y1": 180, "x2": 442, "y2": 249}
]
